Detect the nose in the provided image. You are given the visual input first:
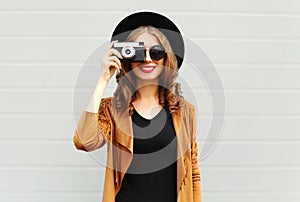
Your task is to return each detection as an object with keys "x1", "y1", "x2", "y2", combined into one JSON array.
[{"x1": 144, "y1": 49, "x2": 152, "y2": 62}]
